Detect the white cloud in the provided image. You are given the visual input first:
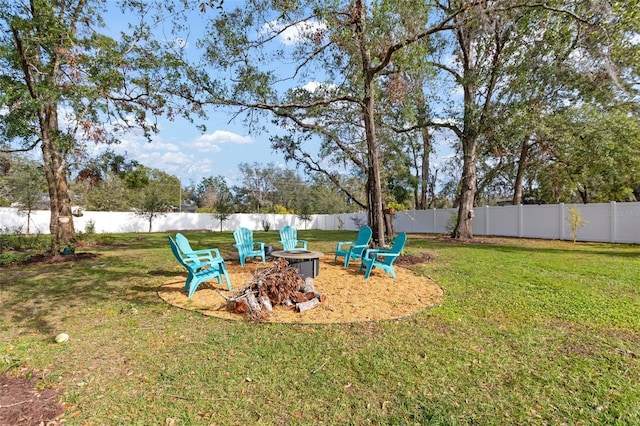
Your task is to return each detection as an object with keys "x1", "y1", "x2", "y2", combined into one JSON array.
[
  {"x1": 262, "y1": 19, "x2": 327, "y2": 46},
  {"x1": 303, "y1": 81, "x2": 321, "y2": 92},
  {"x1": 301, "y1": 81, "x2": 337, "y2": 94},
  {"x1": 172, "y1": 37, "x2": 188, "y2": 49},
  {"x1": 193, "y1": 130, "x2": 253, "y2": 152}
]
